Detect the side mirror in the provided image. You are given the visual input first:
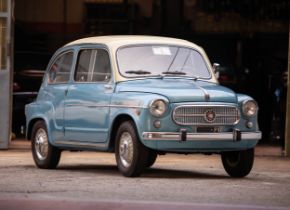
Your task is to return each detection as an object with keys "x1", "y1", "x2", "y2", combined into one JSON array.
[{"x1": 213, "y1": 63, "x2": 220, "y2": 79}]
